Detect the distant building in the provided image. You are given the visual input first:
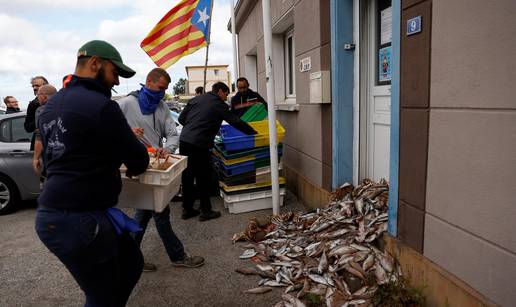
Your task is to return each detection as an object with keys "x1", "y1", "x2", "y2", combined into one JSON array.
[{"x1": 185, "y1": 65, "x2": 232, "y2": 95}]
